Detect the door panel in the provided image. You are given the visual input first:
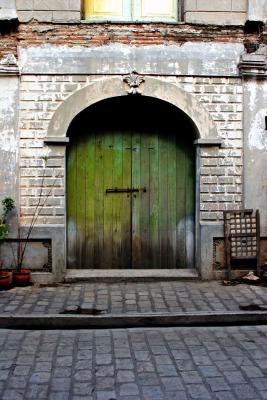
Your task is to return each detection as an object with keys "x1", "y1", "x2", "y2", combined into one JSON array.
[
  {"x1": 120, "y1": 133, "x2": 132, "y2": 267},
  {"x1": 67, "y1": 130, "x2": 132, "y2": 268},
  {"x1": 131, "y1": 132, "x2": 141, "y2": 268},
  {"x1": 67, "y1": 107, "x2": 195, "y2": 269},
  {"x1": 130, "y1": 132, "x2": 194, "y2": 268}
]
